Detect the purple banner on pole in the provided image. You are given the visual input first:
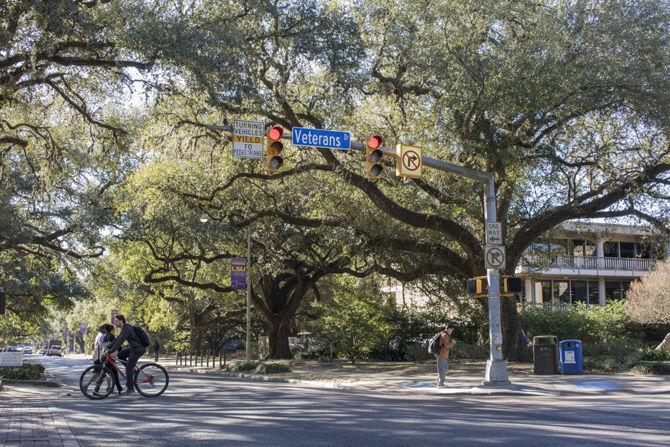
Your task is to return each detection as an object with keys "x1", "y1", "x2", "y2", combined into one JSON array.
[{"x1": 231, "y1": 257, "x2": 247, "y2": 290}]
